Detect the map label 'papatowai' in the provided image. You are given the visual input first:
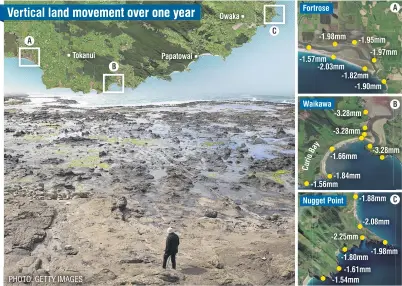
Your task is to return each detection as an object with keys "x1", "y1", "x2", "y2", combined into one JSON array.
[{"x1": 161, "y1": 53, "x2": 194, "y2": 61}]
